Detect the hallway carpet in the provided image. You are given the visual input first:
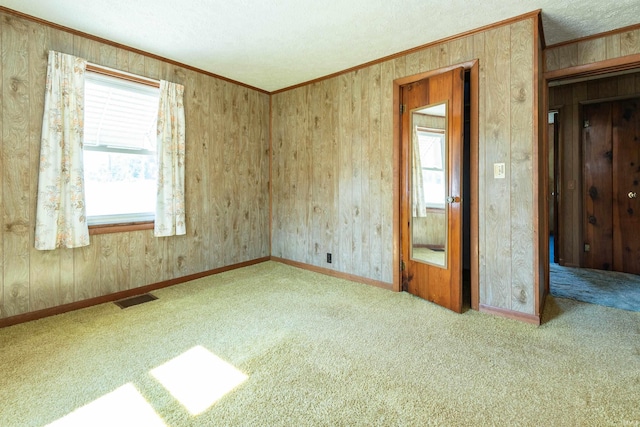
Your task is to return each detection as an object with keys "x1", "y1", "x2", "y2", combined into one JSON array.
[{"x1": 550, "y1": 236, "x2": 640, "y2": 312}]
